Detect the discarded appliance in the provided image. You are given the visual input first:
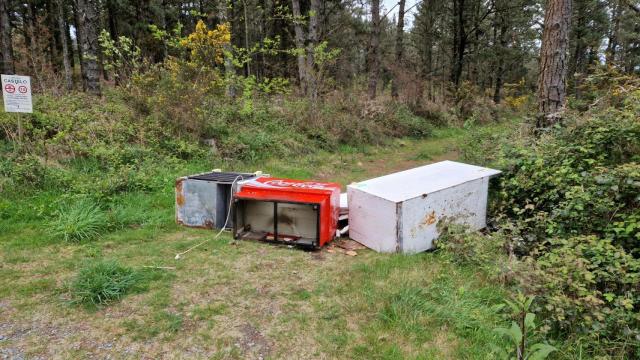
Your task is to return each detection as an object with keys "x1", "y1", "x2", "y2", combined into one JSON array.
[
  {"x1": 339, "y1": 193, "x2": 348, "y2": 215},
  {"x1": 348, "y1": 160, "x2": 501, "y2": 254},
  {"x1": 176, "y1": 171, "x2": 261, "y2": 229},
  {"x1": 233, "y1": 177, "x2": 341, "y2": 248},
  {"x1": 336, "y1": 193, "x2": 349, "y2": 237}
]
